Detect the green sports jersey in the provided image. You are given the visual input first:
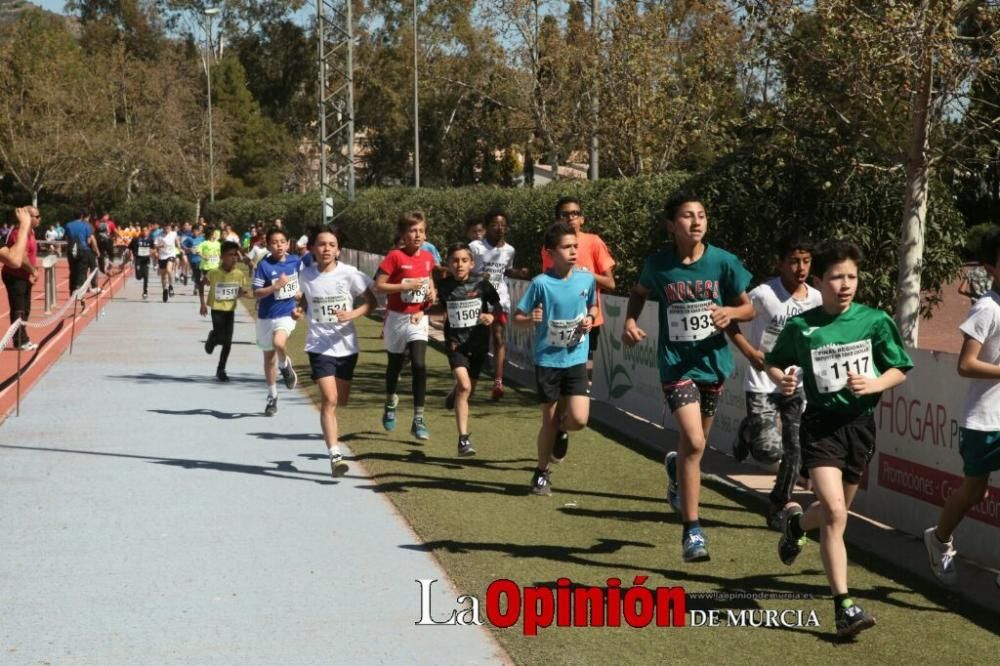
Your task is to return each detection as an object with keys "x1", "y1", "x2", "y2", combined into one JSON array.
[
  {"x1": 199, "y1": 239, "x2": 222, "y2": 271},
  {"x1": 765, "y1": 302, "x2": 913, "y2": 414},
  {"x1": 638, "y1": 244, "x2": 752, "y2": 383}
]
